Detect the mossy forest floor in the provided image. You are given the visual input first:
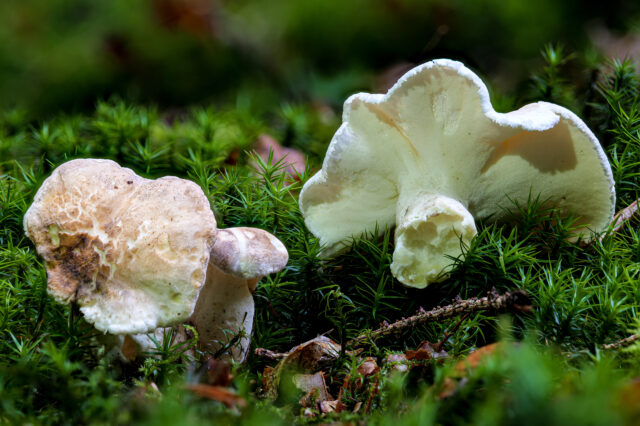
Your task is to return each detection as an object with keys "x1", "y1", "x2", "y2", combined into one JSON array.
[{"x1": 2, "y1": 49, "x2": 640, "y2": 425}]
